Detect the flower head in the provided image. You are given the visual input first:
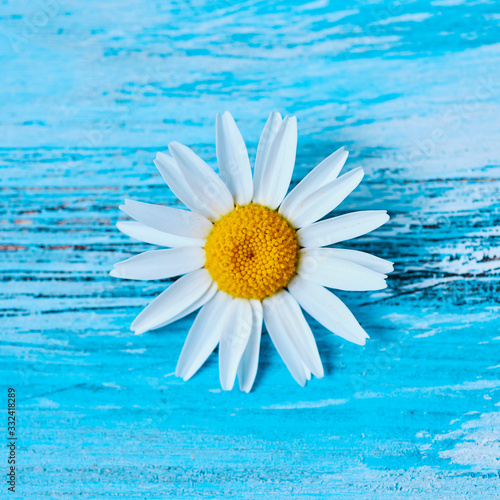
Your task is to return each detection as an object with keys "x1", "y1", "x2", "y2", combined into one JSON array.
[{"x1": 111, "y1": 112, "x2": 392, "y2": 391}]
